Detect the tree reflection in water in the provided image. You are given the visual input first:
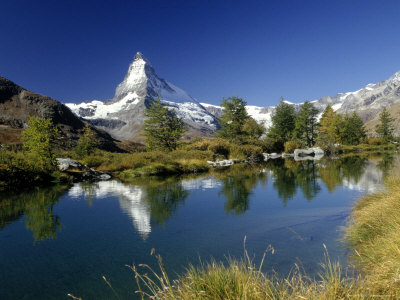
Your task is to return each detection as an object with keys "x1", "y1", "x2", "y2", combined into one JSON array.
[
  {"x1": 145, "y1": 179, "x2": 189, "y2": 225},
  {"x1": 0, "y1": 185, "x2": 67, "y2": 242},
  {"x1": 215, "y1": 164, "x2": 267, "y2": 214}
]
